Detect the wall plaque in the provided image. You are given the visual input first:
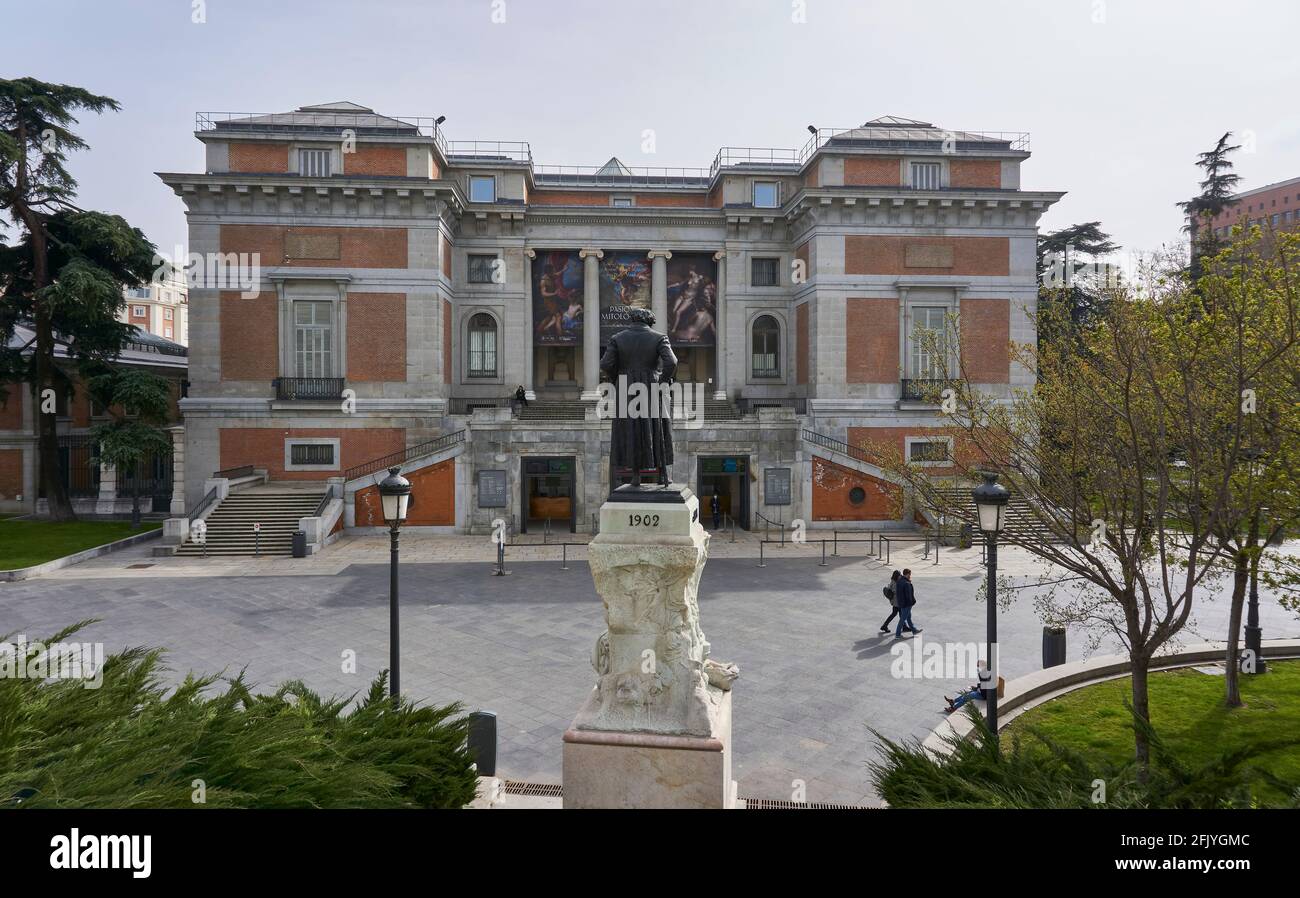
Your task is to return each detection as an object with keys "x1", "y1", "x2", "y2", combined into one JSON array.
[
  {"x1": 477, "y1": 469, "x2": 507, "y2": 508},
  {"x1": 765, "y1": 467, "x2": 792, "y2": 506}
]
